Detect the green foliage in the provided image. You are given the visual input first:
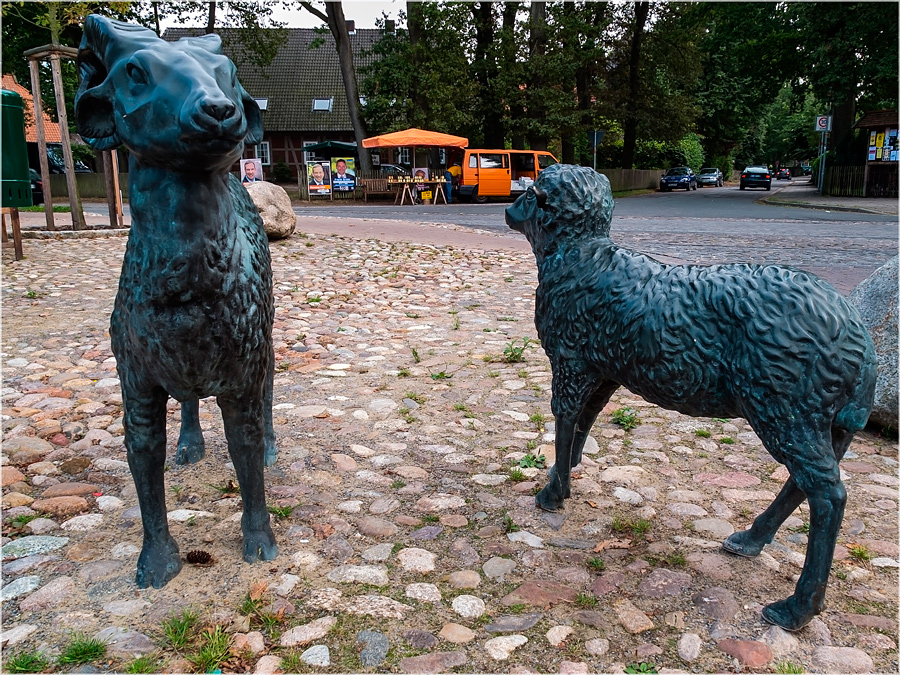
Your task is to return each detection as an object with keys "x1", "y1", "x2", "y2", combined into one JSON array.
[
  {"x1": 186, "y1": 625, "x2": 231, "y2": 673},
  {"x1": 162, "y1": 609, "x2": 200, "y2": 649},
  {"x1": 774, "y1": 662, "x2": 804, "y2": 675},
  {"x1": 517, "y1": 453, "x2": 546, "y2": 469},
  {"x1": 625, "y1": 663, "x2": 658, "y2": 674},
  {"x1": 57, "y1": 634, "x2": 107, "y2": 665},
  {"x1": 267, "y1": 504, "x2": 293, "y2": 519},
  {"x1": 503, "y1": 338, "x2": 531, "y2": 363},
  {"x1": 611, "y1": 407, "x2": 639, "y2": 430},
  {"x1": 695, "y1": 428, "x2": 712, "y2": 438},
  {"x1": 125, "y1": 655, "x2": 160, "y2": 674},
  {"x1": 271, "y1": 161, "x2": 292, "y2": 182},
  {"x1": 587, "y1": 557, "x2": 606, "y2": 571},
  {"x1": 4, "y1": 651, "x2": 50, "y2": 673}
]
